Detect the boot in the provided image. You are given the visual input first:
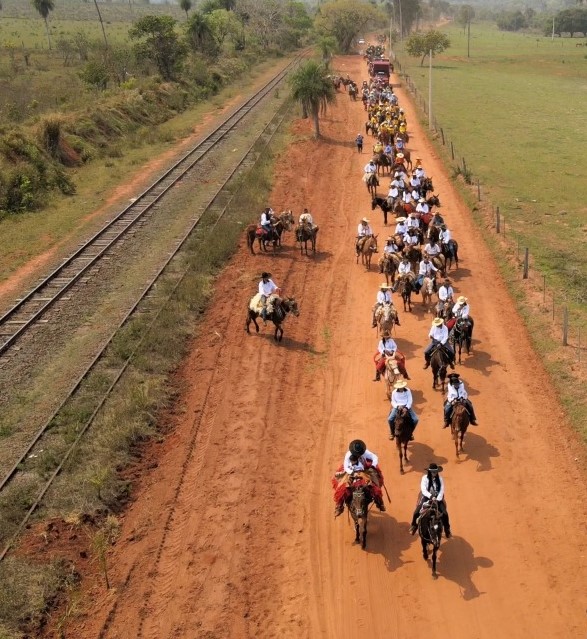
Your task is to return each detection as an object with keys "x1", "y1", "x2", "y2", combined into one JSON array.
[
  {"x1": 373, "y1": 371, "x2": 381, "y2": 382},
  {"x1": 445, "y1": 528, "x2": 452, "y2": 539},
  {"x1": 423, "y1": 360, "x2": 430, "y2": 369},
  {"x1": 450, "y1": 361, "x2": 455, "y2": 370},
  {"x1": 389, "y1": 430, "x2": 395, "y2": 440},
  {"x1": 375, "y1": 499, "x2": 386, "y2": 512},
  {"x1": 334, "y1": 502, "x2": 344, "y2": 518},
  {"x1": 471, "y1": 419, "x2": 478, "y2": 426},
  {"x1": 443, "y1": 421, "x2": 450, "y2": 429},
  {"x1": 409, "y1": 524, "x2": 417, "y2": 535}
]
